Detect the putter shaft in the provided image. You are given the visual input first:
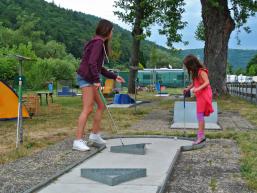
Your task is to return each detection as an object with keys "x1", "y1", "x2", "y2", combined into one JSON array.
[{"x1": 98, "y1": 89, "x2": 124, "y2": 145}]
